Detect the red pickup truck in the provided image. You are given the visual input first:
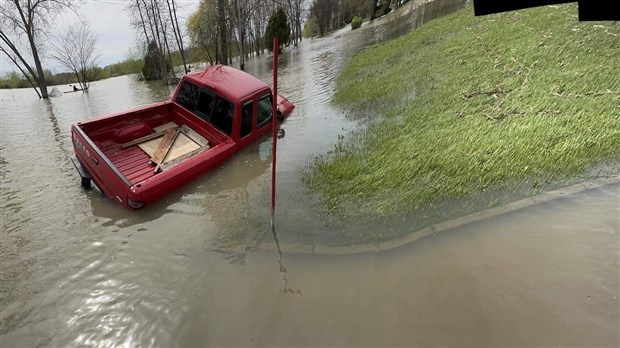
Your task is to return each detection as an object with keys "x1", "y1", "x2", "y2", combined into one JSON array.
[{"x1": 71, "y1": 65, "x2": 294, "y2": 209}]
